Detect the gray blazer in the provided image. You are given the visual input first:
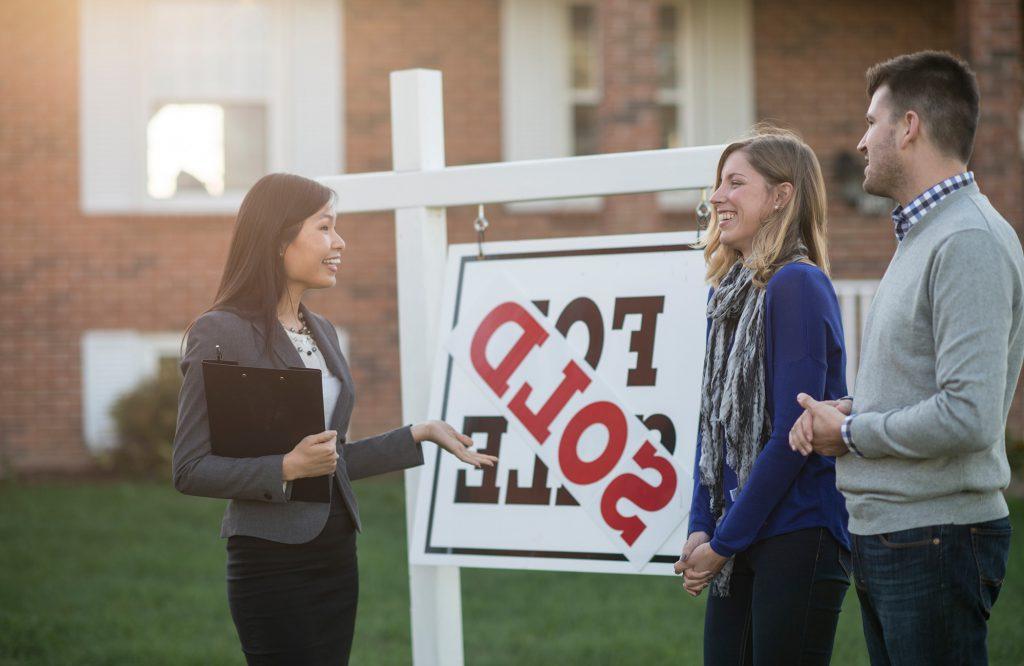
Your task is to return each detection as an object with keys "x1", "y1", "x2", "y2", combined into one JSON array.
[{"x1": 171, "y1": 304, "x2": 423, "y2": 543}]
